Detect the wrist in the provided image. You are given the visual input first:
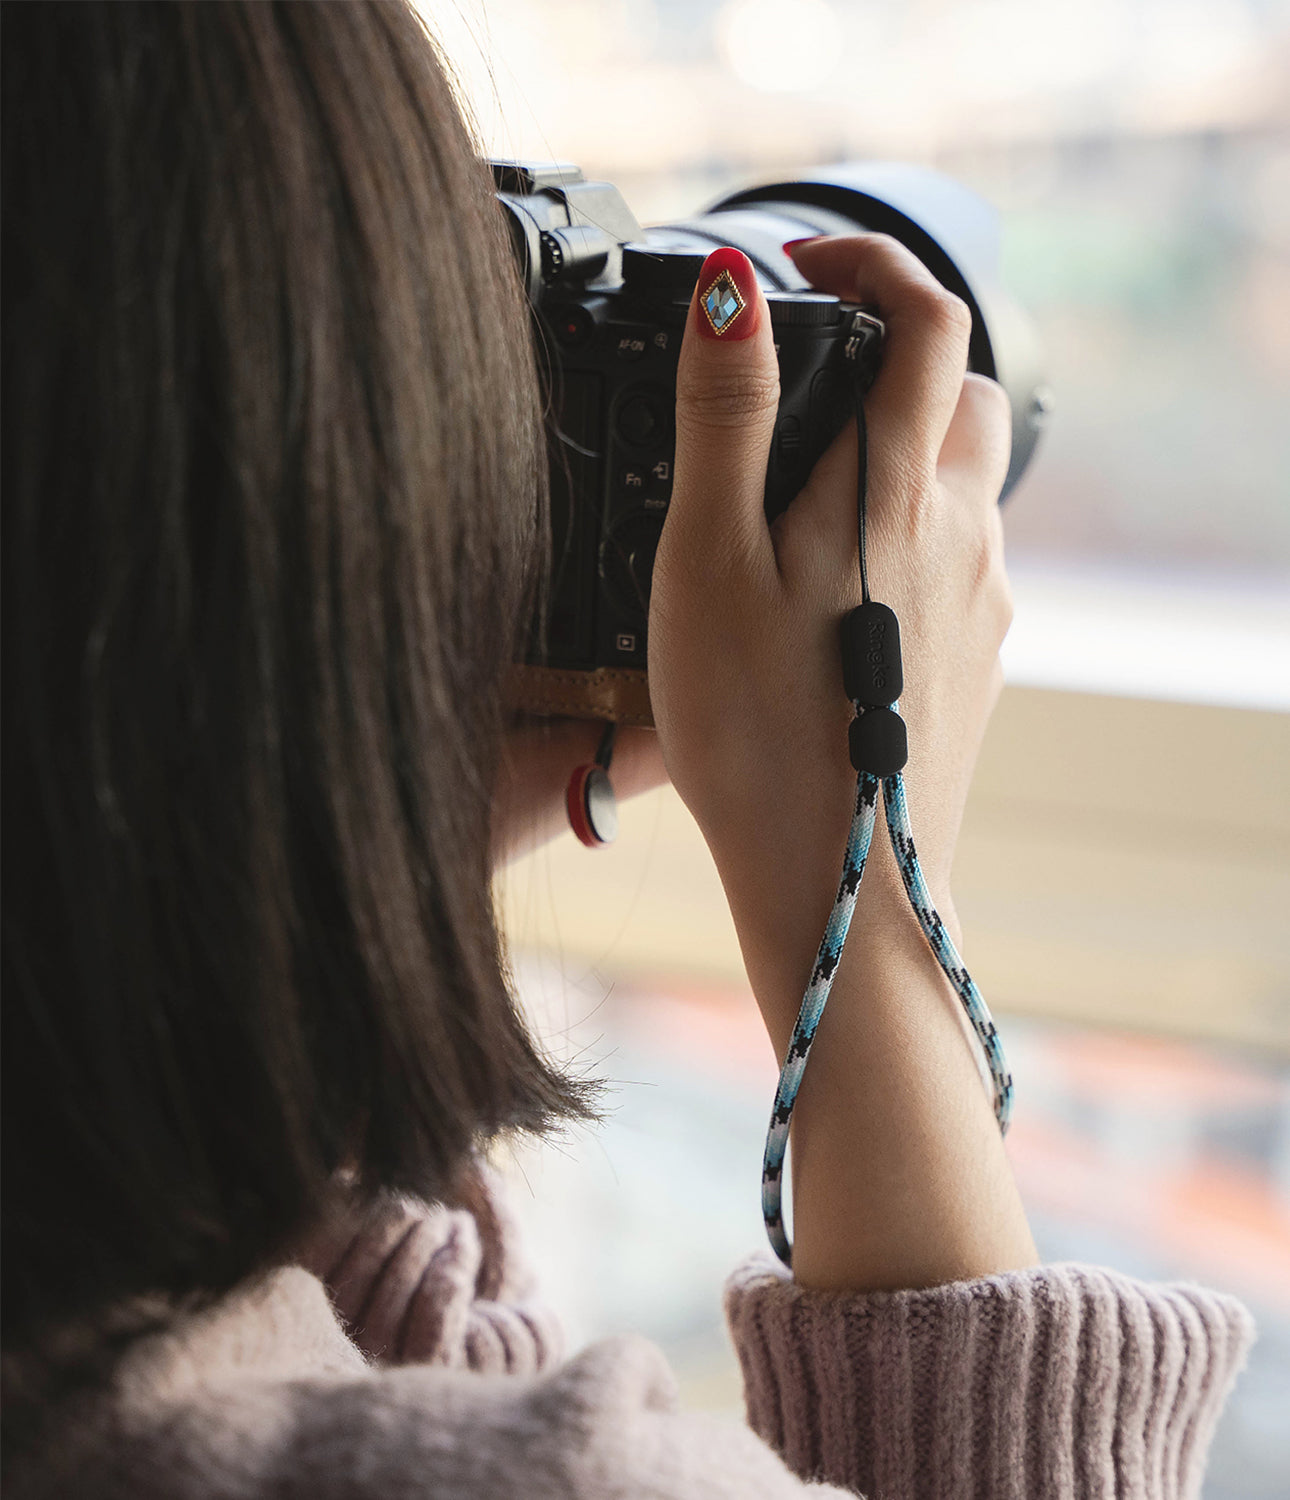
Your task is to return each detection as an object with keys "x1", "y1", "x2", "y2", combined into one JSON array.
[
  {"x1": 726, "y1": 827, "x2": 957, "y2": 1065},
  {"x1": 783, "y1": 916, "x2": 1036, "y2": 1292}
]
